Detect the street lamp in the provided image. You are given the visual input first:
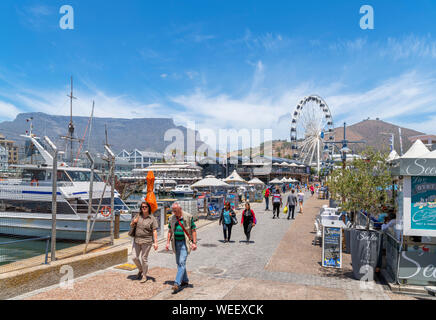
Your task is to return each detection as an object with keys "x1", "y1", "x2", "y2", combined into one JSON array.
[{"x1": 340, "y1": 146, "x2": 351, "y2": 169}]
